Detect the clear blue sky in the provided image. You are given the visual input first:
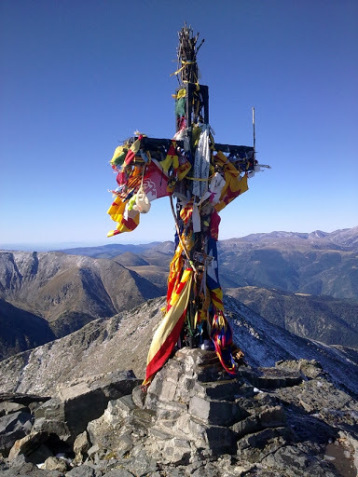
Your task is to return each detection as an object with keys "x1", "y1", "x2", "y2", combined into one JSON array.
[{"x1": 1, "y1": 0, "x2": 357, "y2": 249}]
